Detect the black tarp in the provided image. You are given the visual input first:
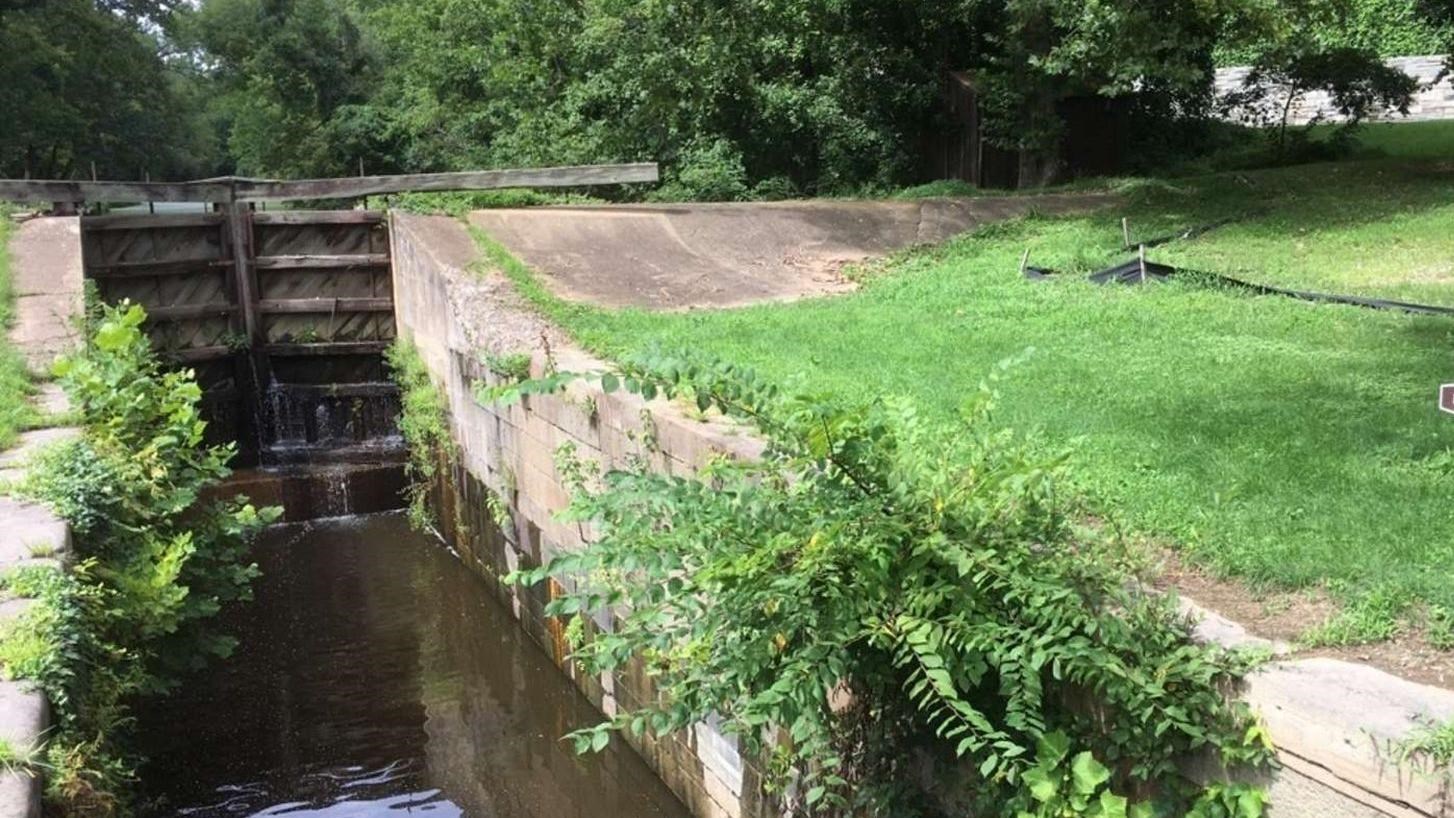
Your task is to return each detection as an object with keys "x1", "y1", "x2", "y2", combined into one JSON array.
[{"x1": 1026, "y1": 259, "x2": 1454, "y2": 318}]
